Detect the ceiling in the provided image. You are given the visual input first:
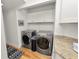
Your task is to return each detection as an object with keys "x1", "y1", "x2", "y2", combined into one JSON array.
[{"x1": 1, "y1": 0, "x2": 25, "y2": 10}]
